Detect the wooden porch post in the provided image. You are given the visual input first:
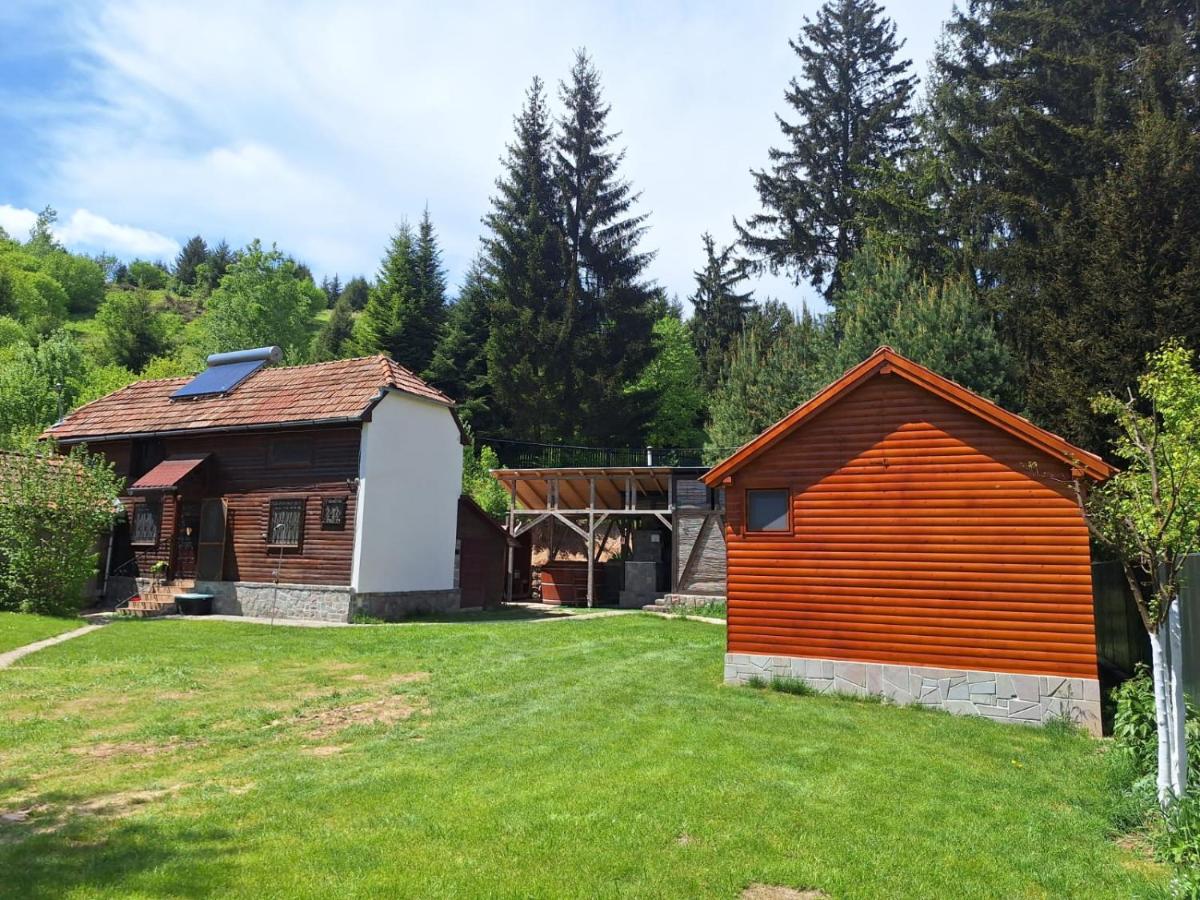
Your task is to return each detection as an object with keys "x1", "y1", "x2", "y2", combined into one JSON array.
[
  {"x1": 505, "y1": 480, "x2": 516, "y2": 603},
  {"x1": 587, "y1": 477, "x2": 596, "y2": 608}
]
